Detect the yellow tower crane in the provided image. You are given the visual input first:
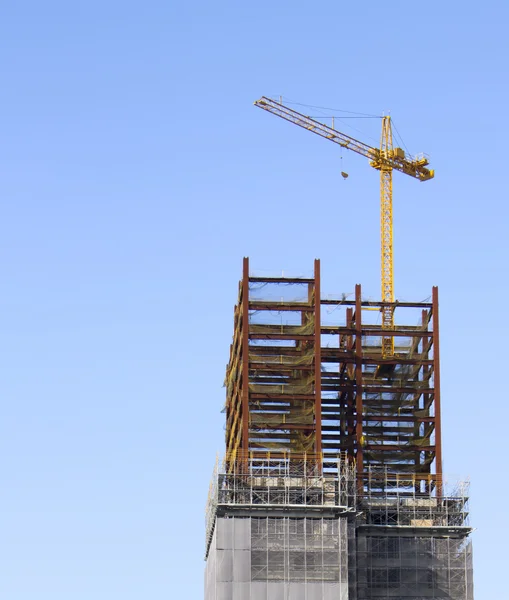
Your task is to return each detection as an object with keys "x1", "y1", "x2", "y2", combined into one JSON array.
[{"x1": 254, "y1": 96, "x2": 434, "y2": 357}]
